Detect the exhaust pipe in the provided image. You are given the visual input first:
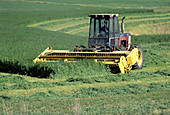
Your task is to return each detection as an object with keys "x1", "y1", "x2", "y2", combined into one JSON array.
[{"x1": 121, "y1": 17, "x2": 125, "y2": 33}]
